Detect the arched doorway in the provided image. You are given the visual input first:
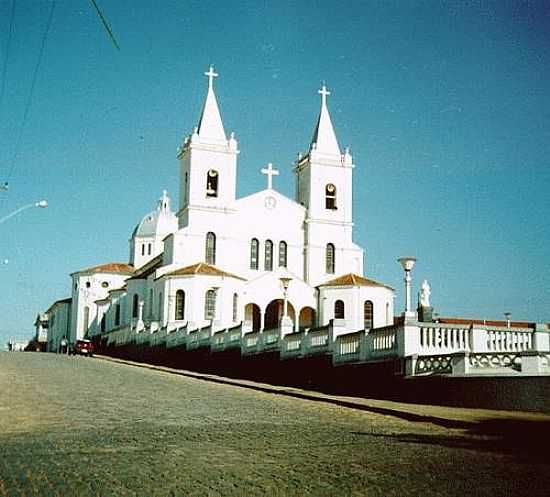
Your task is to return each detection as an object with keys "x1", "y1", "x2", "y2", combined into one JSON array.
[
  {"x1": 264, "y1": 299, "x2": 295, "y2": 330},
  {"x1": 244, "y1": 303, "x2": 261, "y2": 332},
  {"x1": 299, "y1": 307, "x2": 316, "y2": 331}
]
